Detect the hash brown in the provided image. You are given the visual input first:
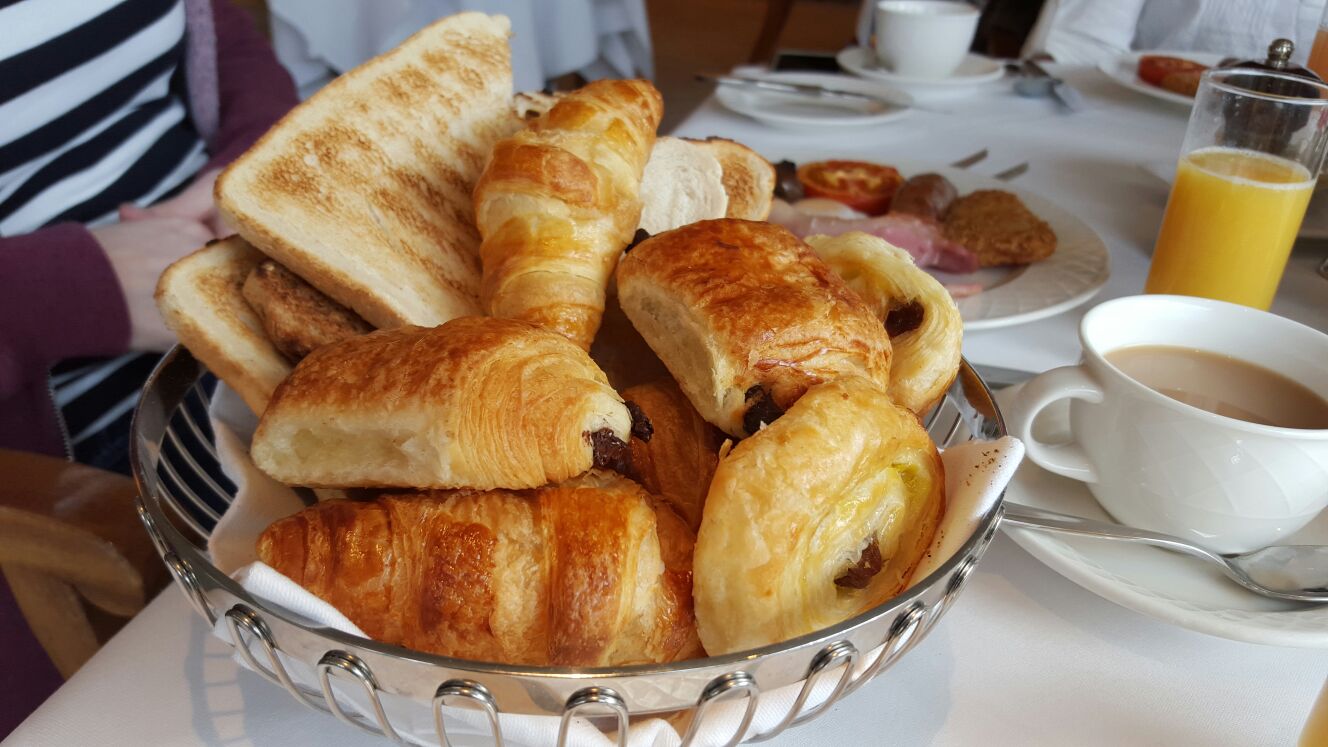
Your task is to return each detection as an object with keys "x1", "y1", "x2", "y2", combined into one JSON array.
[{"x1": 942, "y1": 189, "x2": 1056, "y2": 267}]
